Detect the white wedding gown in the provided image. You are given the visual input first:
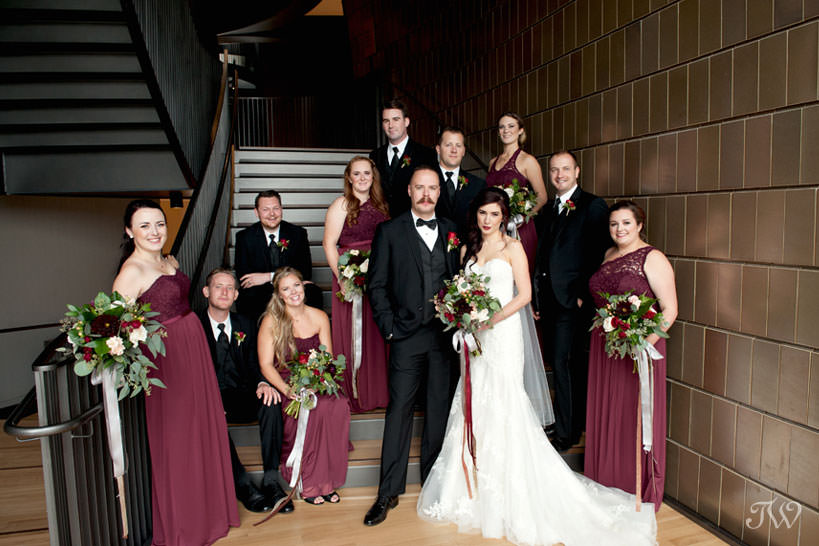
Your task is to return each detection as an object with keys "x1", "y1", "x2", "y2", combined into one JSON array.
[{"x1": 417, "y1": 259, "x2": 657, "y2": 546}]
